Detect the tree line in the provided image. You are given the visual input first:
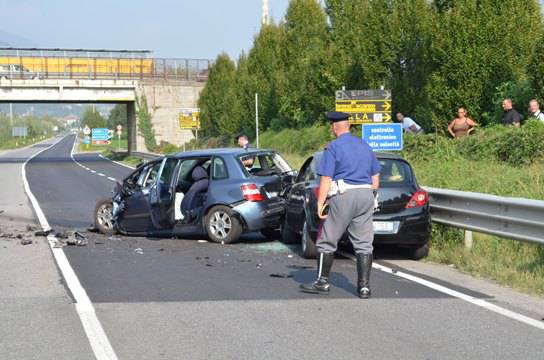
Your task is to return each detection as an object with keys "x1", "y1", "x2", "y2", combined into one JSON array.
[{"x1": 198, "y1": 0, "x2": 544, "y2": 139}]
